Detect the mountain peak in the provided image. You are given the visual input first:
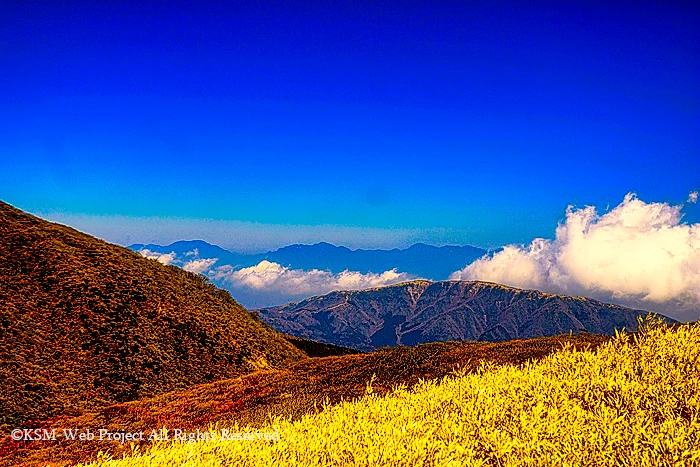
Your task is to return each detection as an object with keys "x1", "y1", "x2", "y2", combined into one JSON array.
[{"x1": 255, "y1": 280, "x2": 672, "y2": 351}]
